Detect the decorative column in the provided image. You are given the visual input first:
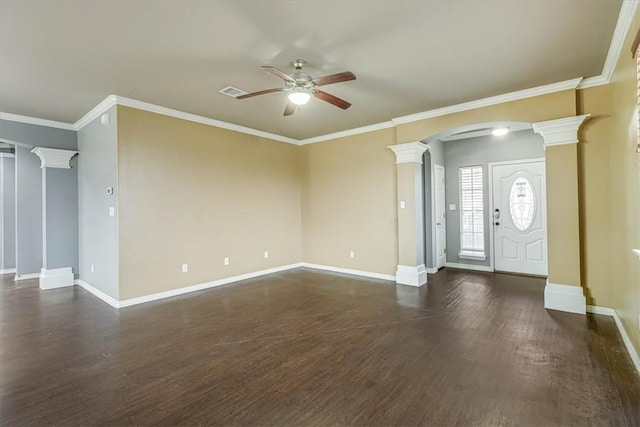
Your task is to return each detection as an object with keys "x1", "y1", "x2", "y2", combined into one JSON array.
[
  {"x1": 31, "y1": 147, "x2": 79, "y2": 290},
  {"x1": 388, "y1": 142, "x2": 428, "y2": 286},
  {"x1": 532, "y1": 114, "x2": 589, "y2": 314}
]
